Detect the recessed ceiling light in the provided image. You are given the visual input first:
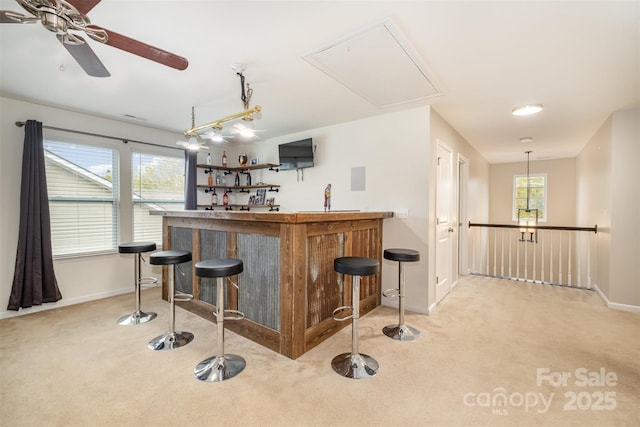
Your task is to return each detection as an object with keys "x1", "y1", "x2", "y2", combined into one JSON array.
[
  {"x1": 512, "y1": 104, "x2": 543, "y2": 116},
  {"x1": 520, "y1": 137, "x2": 533, "y2": 143}
]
